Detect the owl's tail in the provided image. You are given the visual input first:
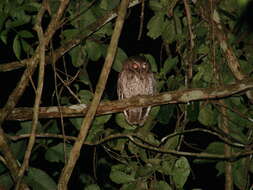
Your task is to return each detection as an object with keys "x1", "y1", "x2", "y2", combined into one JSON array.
[{"x1": 124, "y1": 108, "x2": 146, "y2": 126}]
